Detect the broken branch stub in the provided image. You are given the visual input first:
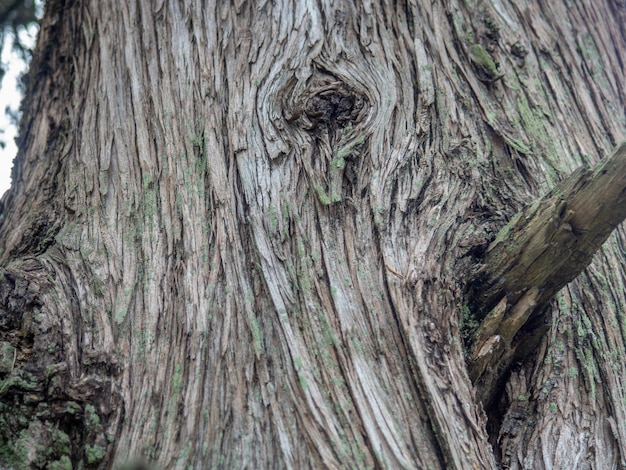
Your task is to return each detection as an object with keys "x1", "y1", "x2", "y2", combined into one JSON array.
[{"x1": 469, "y1": 141, "x2": 626, "y2": 403}]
